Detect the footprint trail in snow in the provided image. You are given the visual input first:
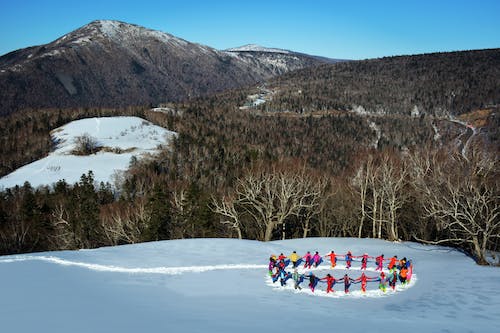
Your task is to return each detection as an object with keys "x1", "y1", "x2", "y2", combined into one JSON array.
[{"x1": 0, "y1": 255, "x2": 266, "y2": 275}]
